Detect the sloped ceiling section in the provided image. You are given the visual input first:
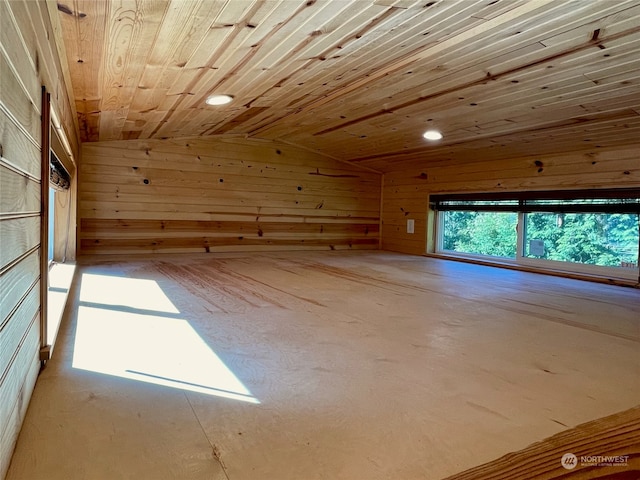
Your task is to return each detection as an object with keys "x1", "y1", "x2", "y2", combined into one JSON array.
[{"x1": 58, "y1": 0, "x2": 640, "y2": 172}]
